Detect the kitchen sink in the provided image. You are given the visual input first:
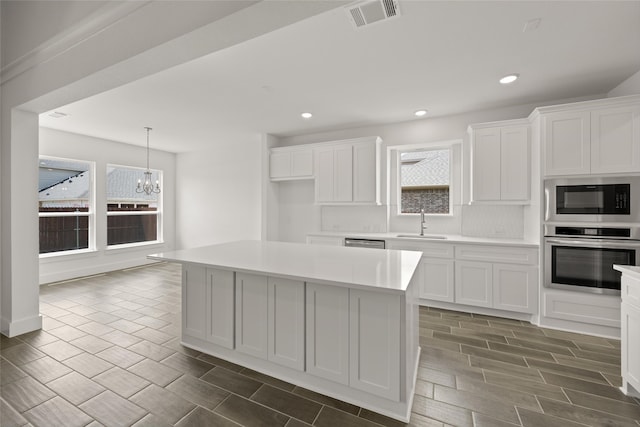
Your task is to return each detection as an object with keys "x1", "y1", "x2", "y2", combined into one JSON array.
[{"x1": 396, "y1": 234, "x2": 447, "y2": 239}]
